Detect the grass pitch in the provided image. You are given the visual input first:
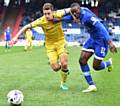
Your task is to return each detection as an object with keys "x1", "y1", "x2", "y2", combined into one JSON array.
[{"x1": 0, "y1": 46, "x2": 120, "y2": 106}]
